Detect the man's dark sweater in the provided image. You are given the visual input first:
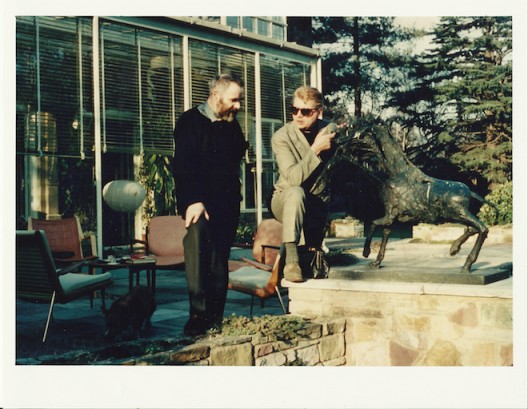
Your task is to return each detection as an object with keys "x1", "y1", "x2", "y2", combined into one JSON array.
[{"x1": 173, "y1": 106, "x2": 248, "y2": 219}]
